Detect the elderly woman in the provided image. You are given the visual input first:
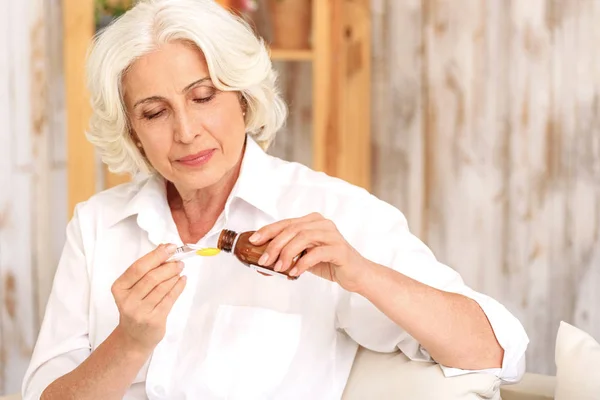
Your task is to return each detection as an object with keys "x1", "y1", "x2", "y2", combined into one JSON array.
[{"x1": 23, "y1": 0, "x2": 528, "y2": 399}]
